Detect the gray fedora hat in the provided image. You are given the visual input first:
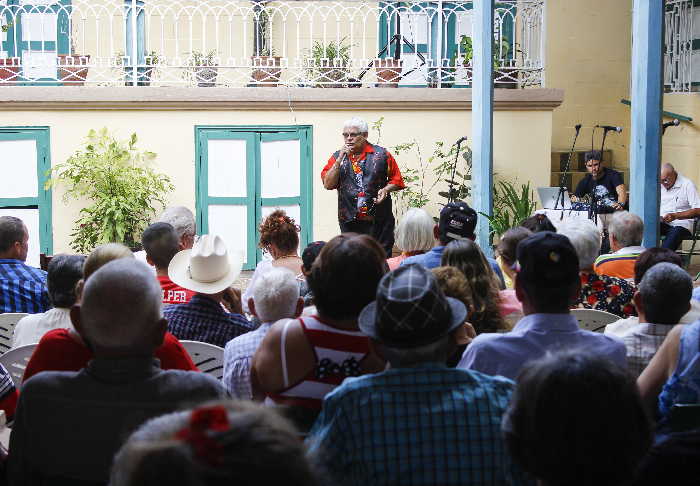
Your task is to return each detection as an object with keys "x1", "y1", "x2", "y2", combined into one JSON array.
[{"x1": 358, "y1": 264, "x2": 468, "y2": 348}]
